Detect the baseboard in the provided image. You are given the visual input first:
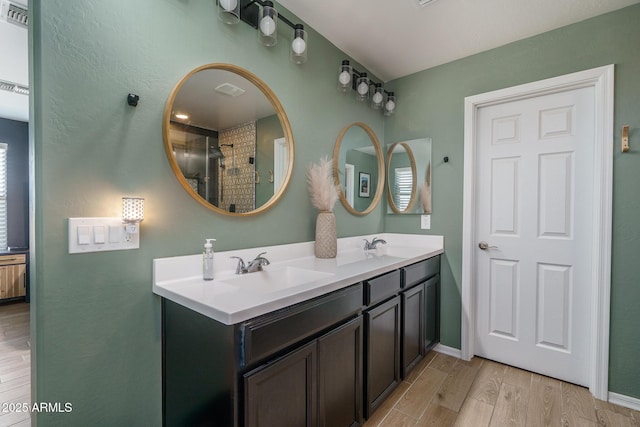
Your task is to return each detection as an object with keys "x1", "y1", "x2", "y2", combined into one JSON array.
[
  {"x1": 608, "y1": 392, "x2": 640, "y2": 411},
  {"x1": 433, "y1": 343, "x2": 462, "y2": 359}
]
